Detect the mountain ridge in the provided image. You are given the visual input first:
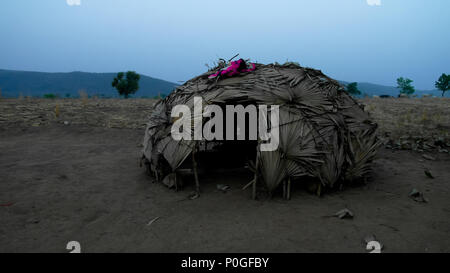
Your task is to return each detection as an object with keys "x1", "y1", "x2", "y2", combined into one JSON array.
[
  {"x1": 0, "y1": 69, "x2": 446, "y2": 98},
  {"x1": 0, "y1": 69, "x2": 178, "y2": 98},
  {"x1": 339, "y1": 80, "x2": 446, "y2": 98}
]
